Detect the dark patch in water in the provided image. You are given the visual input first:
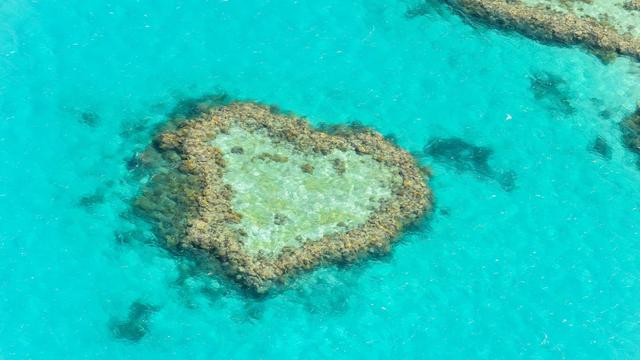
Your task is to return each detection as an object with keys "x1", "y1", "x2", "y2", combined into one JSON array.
[
  {"x1": 267, "y1": 104, "x2": 296, "y2": 117},
  {"x1": 424, "y1": 137, "x2": 516, "y2": 191},
  {"x1": 167, "y1": 253, "x2": 240, "y2": 306},
  {"x1": 119, "y1": 119, "x2": 148, "y2": 139},
  {"x1": 424, "y1": 137, "x2": 493, "y2": 176},
  {"x1": 621, "y1": 107, "x2": 640, "y2": 154},
  {"x1": 109, "y1": 301, "x2": 159, "y2": 342},
  {"x1": 317, "y1": 120, "x2": 371, "y2": 138},
  {"x1": 588, "y1": 136, "x2": 612, "y2": 160},
  {"x1": 497, "y1": 170, "x2": 517, "y2": 192},
  {"x1": 529, "y1": 71, "x2": 575, "y2": 115},
  {"x1": 383, "y1": 133, "x2": 399, "y2": 145},
  {"x1": 599, "y1": 109, "x2": 613, "y2": 120},
  {"x1": 113, "y1": 229, "x2": 151, "y2": 245},
  {"x1": 620, "y1": 106, "x2": 640, "y2": 169},
  {"x1": 169, "y1": 92, "x2": 230, "y2": 119},
  {"x1": 241, "y1": 301, "x2": 266, "y2": 322},
  {"x1": 78, "y1": 190, "x2": 105, "y2": 209},
  {"x1": 125, "y1": 153, "x2": 142, "y2": 171},
  {"x1": 80, "y1": 111, "x2": 100, "y2": 127},
  {"x1": 405, "y1": 0, "x2": 446, "y2": 18},
  {"x1": 124, "y1": 149, "x2": 164, "y2": 182},
  {"x1": 591, "y1": 48, "x2": 618, "y2": 65}
]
